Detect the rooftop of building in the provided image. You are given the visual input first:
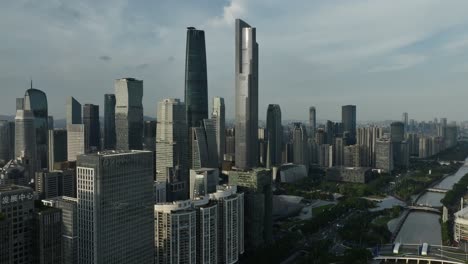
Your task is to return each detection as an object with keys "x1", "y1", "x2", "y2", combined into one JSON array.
[
  {"x1": 328, "y1": 166, "x2": 372, "y2": 172},
  {"x1": 0, "y1": 184, "x2": 32, "y2": 193},
  {"x1": 116, "y1": 77, "x2": 141, "y2": 82},
  {"x1": 455, "y1": 206, "x2": 468, "y2": 220},
  {"x1": 42, "y1": 196, "x2": 77, "y2": 204},
  {"x1": 86, "y1": 150, "x2": 152, "y2": 157}
]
